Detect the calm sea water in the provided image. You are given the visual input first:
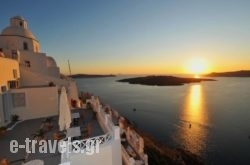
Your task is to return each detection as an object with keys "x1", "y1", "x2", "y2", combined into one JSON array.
[{"x1": 75, "y1": 76, "x2": 250, "y2": 165}]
